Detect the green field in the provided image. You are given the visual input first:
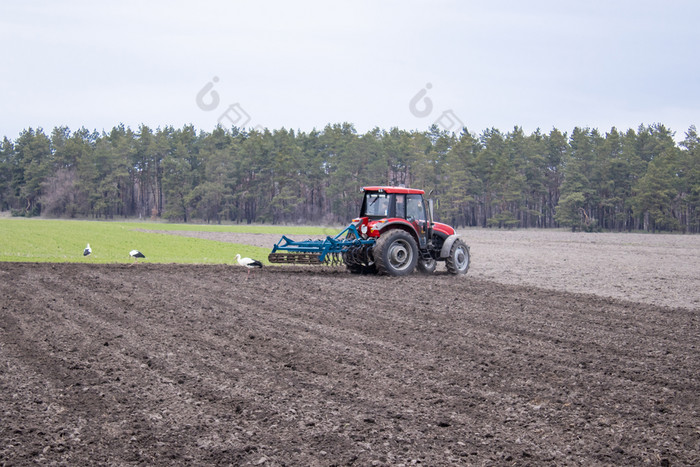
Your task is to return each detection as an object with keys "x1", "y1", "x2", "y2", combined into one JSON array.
[{"x1": 0, "y1": 218, "x2": 335, "y2": 264}]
